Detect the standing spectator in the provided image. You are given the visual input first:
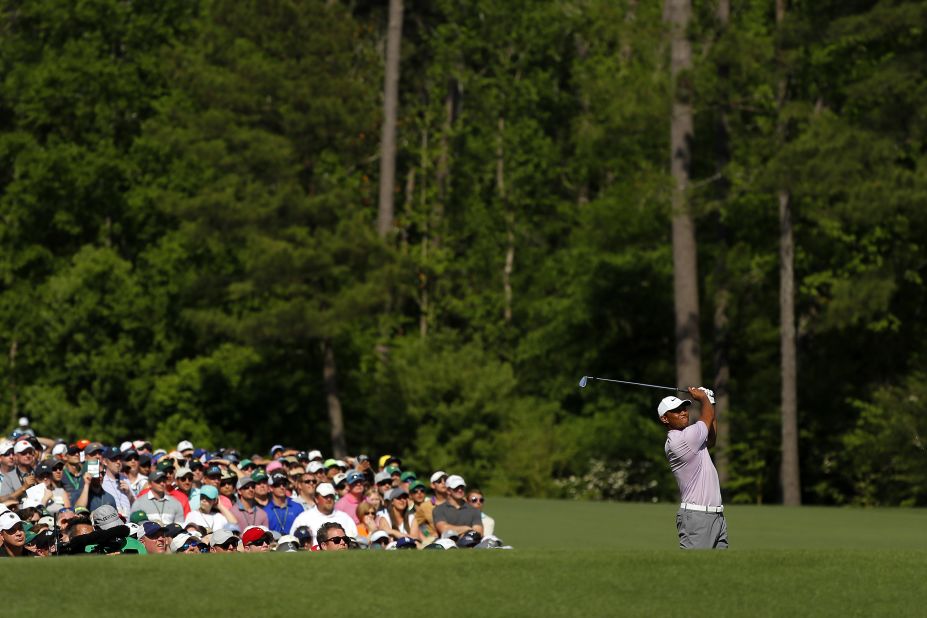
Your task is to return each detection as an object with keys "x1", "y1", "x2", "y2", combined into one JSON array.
[
  {"x1": 433, "y1": 475, "x2": 483, "y2": 537},
  {"x1": 264, "y1": 472, "x2": 303, "y2": 535},
  {"x1": 74, "y1": 461, "x2": 117, "y2": 512},
  {"x1": 316, "y1": 522, "x2": 349, "y2": 551},
  {"x1": 101, "y1": 447, "x2": 133, "y2": 517},
  {"x1": 335, "y1": 470, "x2": 366, "y2": 524},
  {"x1": 0, "y1": 440, "x2": 18, "y2": 496},
  {"x1": 291, "y1": 472, "x2": 317, "y2": 511},
  {"x1": 287, "y1": 483, "x2": 357, "y2": 541},
  {"x1": 175, "y1": 466, "x2": 200, "y2": 512},
  {"x1": 231, "y1": 477, "x2": 269, "y2": 531},
  {"x1": 467, "y1": 489, "x2": 495, "y2": 537},
  {"x1": 58, "y1": 445, "x2": 85, "y2": 506},
  {"x1": 131, "y1": 470, "x2": 185, "y2": 525},
  {"x1": 251, "y1": 471, "x2": 271, "y2": 508},
  {"x1": 0, "y1": 440, "x2": 38, "y2": 502},
  {"x1": 34, "y1": 461, "x2": 72, "y2": 512}
]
